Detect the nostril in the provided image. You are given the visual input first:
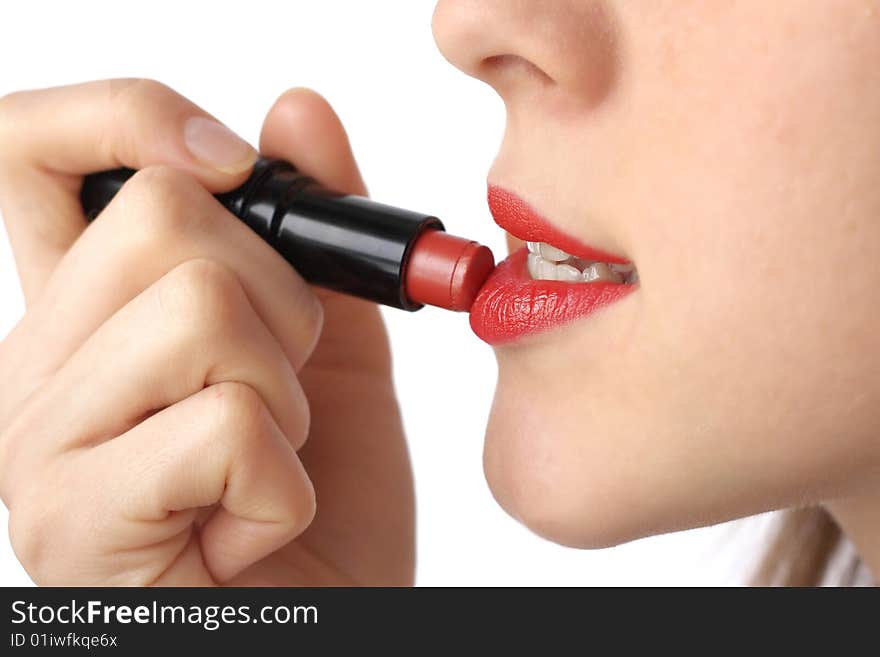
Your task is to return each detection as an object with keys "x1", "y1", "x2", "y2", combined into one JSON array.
[
  {"x1": 481, "y1": 54, "x2": 556, "y2": 88},
  {"x1": 433, "y1": 0, "x2": 620, "y2": 109}
]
